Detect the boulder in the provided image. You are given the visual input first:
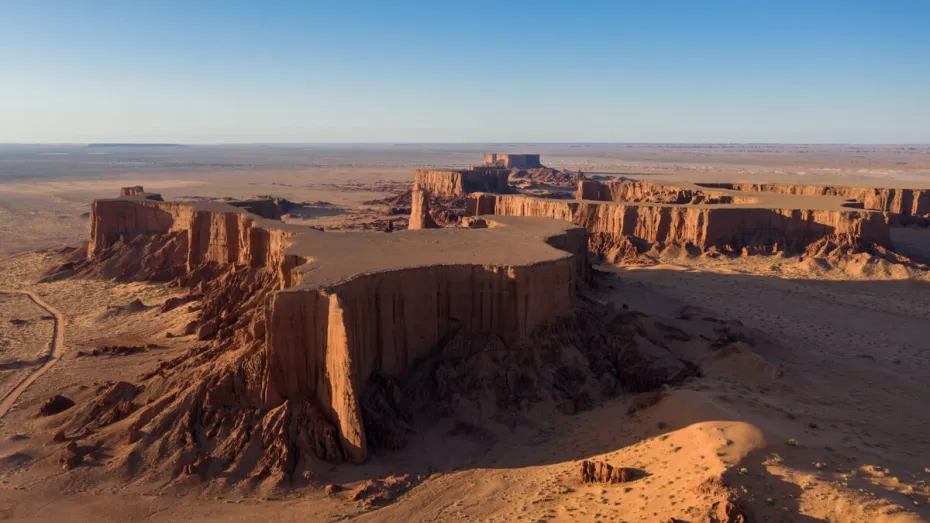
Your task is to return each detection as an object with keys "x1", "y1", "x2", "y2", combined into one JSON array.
[{"x1": 38, "y1": 395, "x2": 75, "y2": 417}]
